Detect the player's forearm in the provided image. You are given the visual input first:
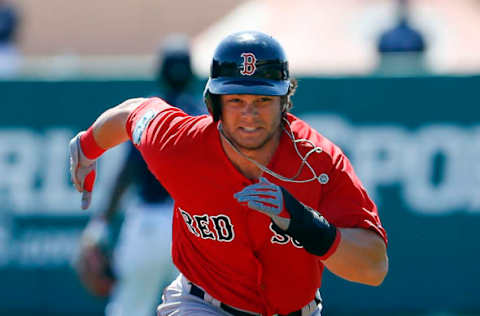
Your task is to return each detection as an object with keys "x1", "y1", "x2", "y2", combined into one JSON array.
[
  {"x1": 323, "y1": 228, "x2": 388, "y2": 286},
  {"x1": 70, "y1": 98, "x2": 146, "y2": 209},
  {"x1": 89, "y1": 98, "x2": 147, "y2": 150}
]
